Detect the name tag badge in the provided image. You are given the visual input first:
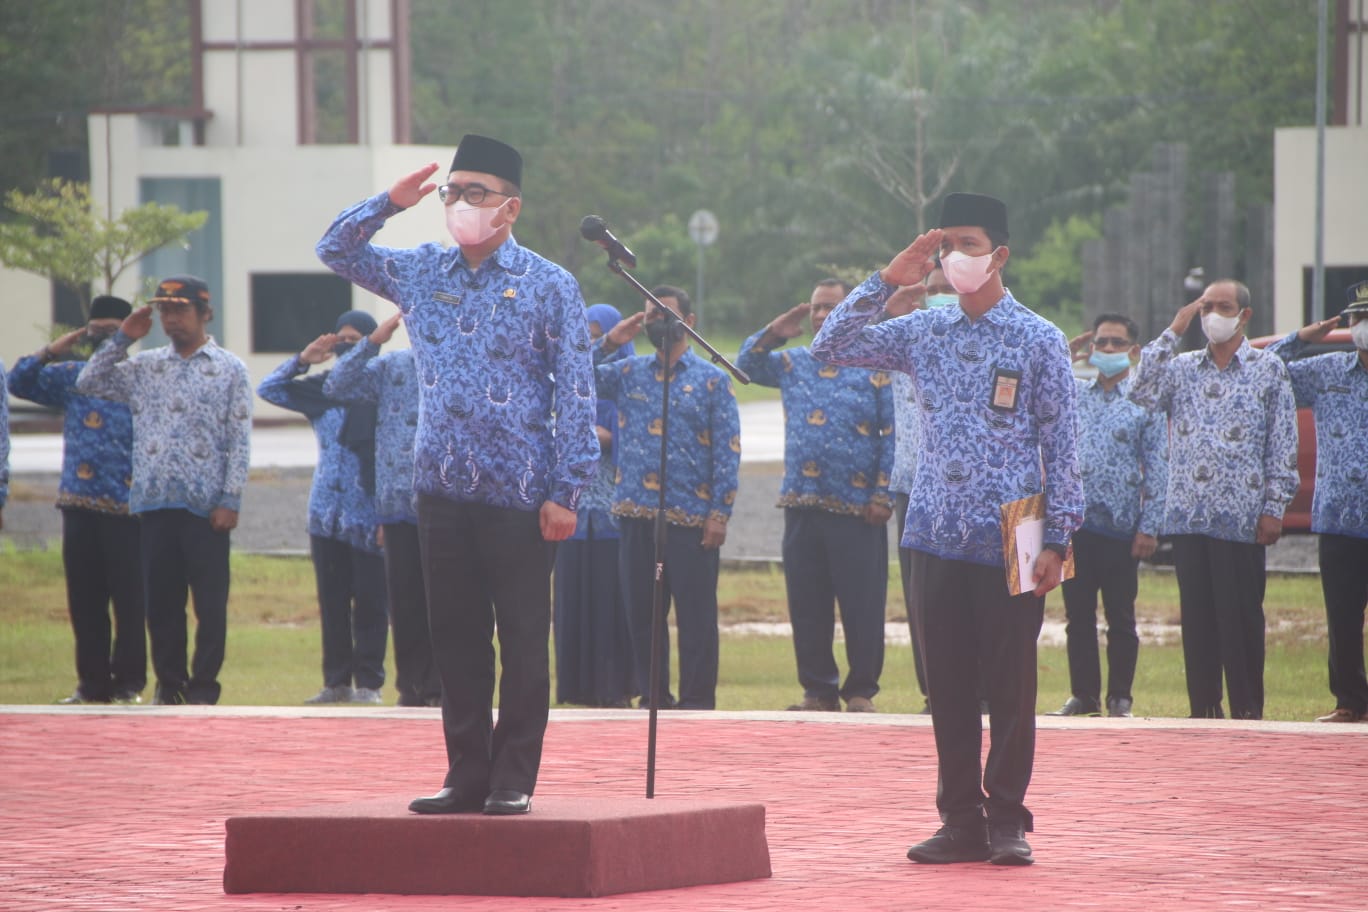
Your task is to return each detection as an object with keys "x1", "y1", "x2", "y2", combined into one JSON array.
[
  {"x1": 991, "y1": 367, "x2": 1022, "y2": 412},
  {"x1": 433, "y1": 291, "x2": 461, "y2": 306}
]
